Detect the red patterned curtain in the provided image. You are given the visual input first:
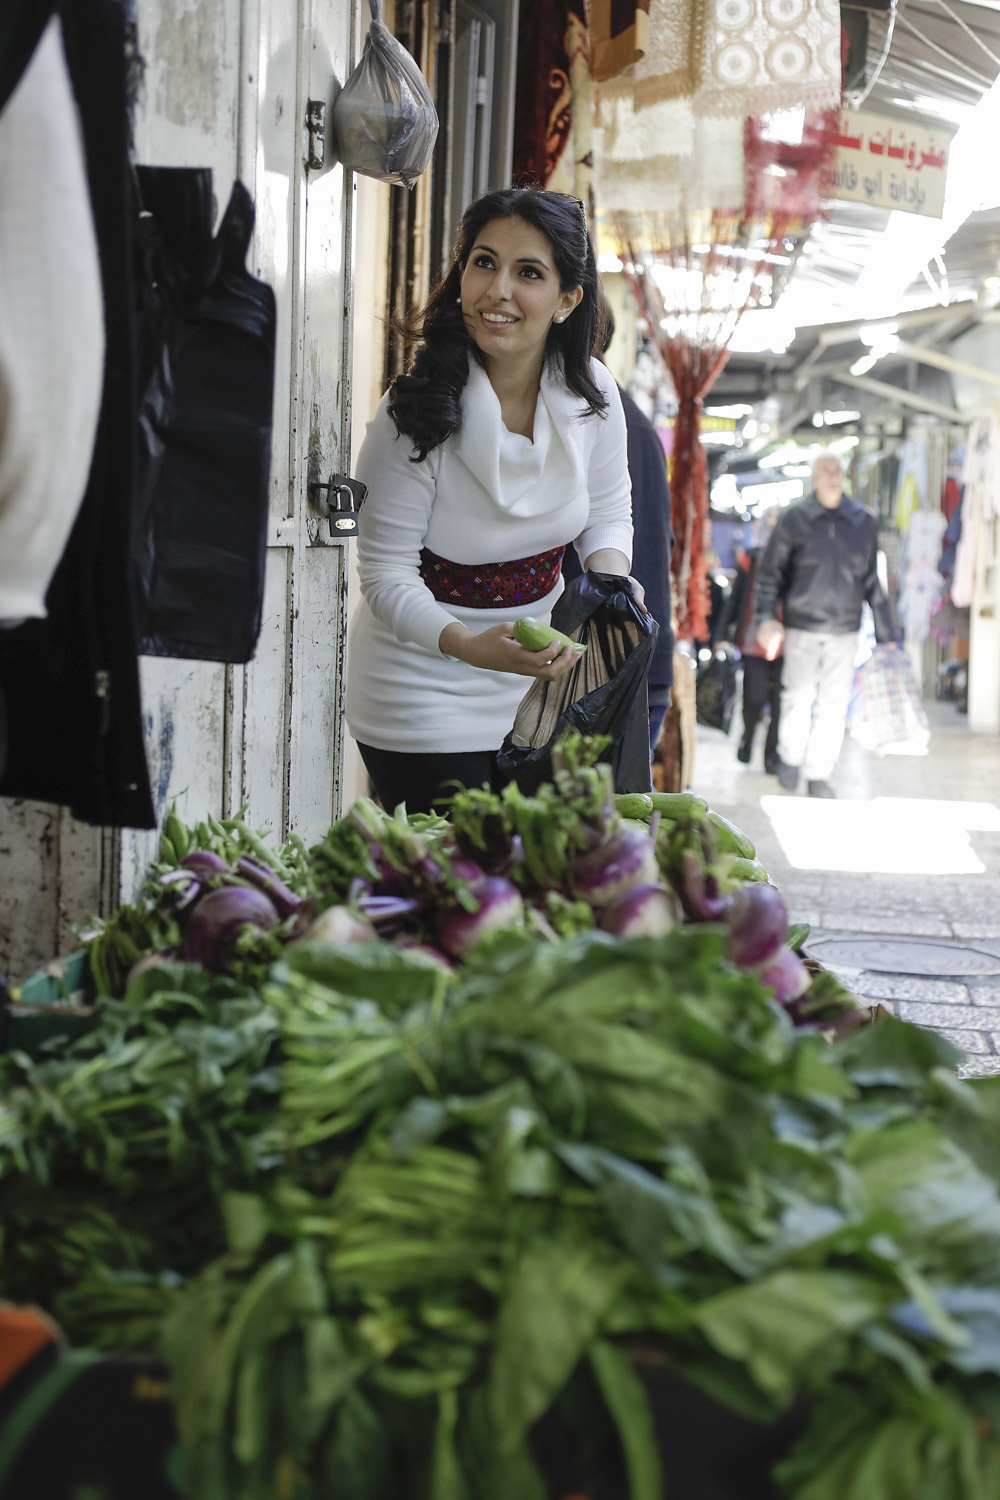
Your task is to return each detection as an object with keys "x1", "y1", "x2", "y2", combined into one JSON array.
[{"x1": 512, "y1": 0, "x2": 578, "y2": 186}]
